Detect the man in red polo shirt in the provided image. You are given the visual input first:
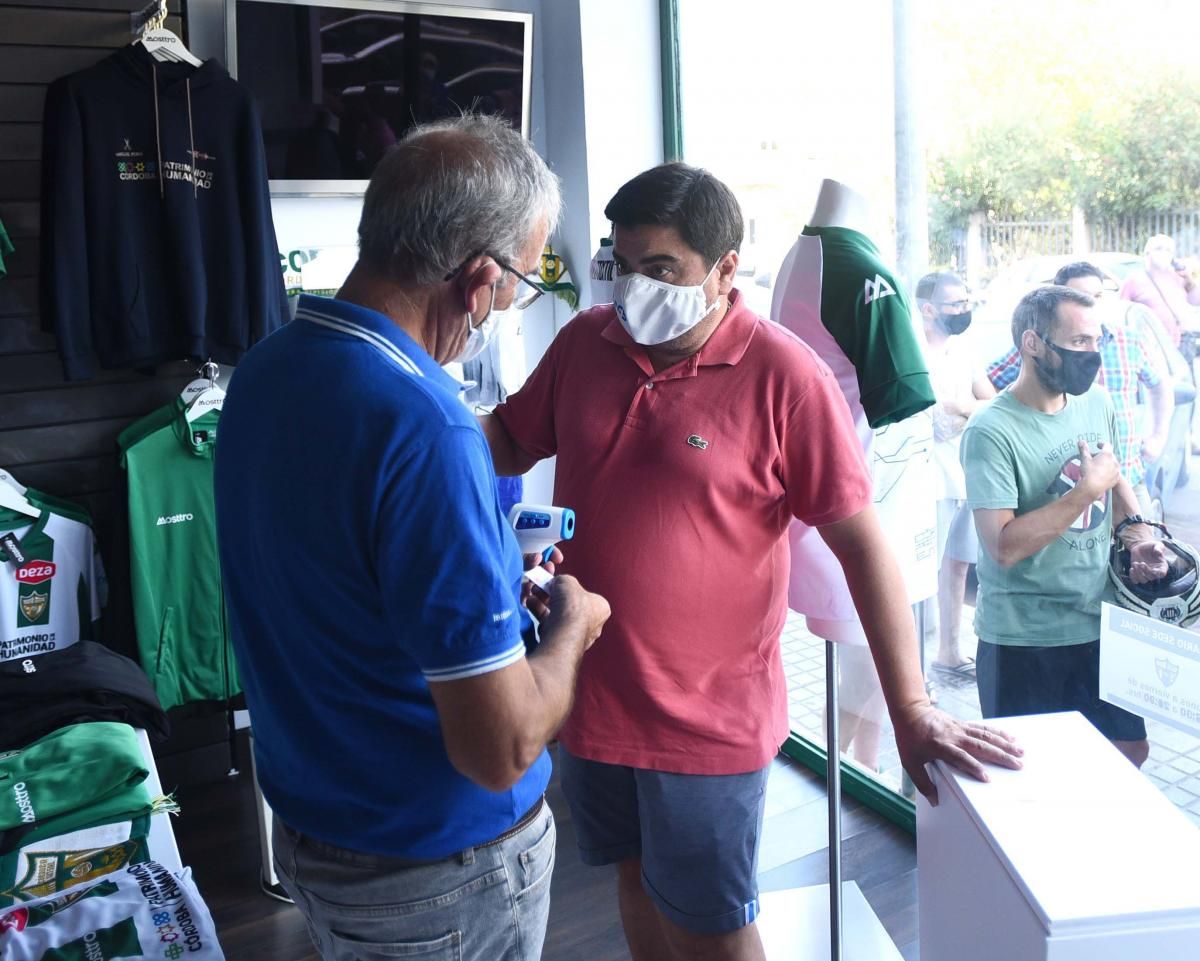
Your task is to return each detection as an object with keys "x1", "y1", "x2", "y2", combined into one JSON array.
[{"x1": 482, "y1": 162, "x2": 1022, "y2": 961}]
